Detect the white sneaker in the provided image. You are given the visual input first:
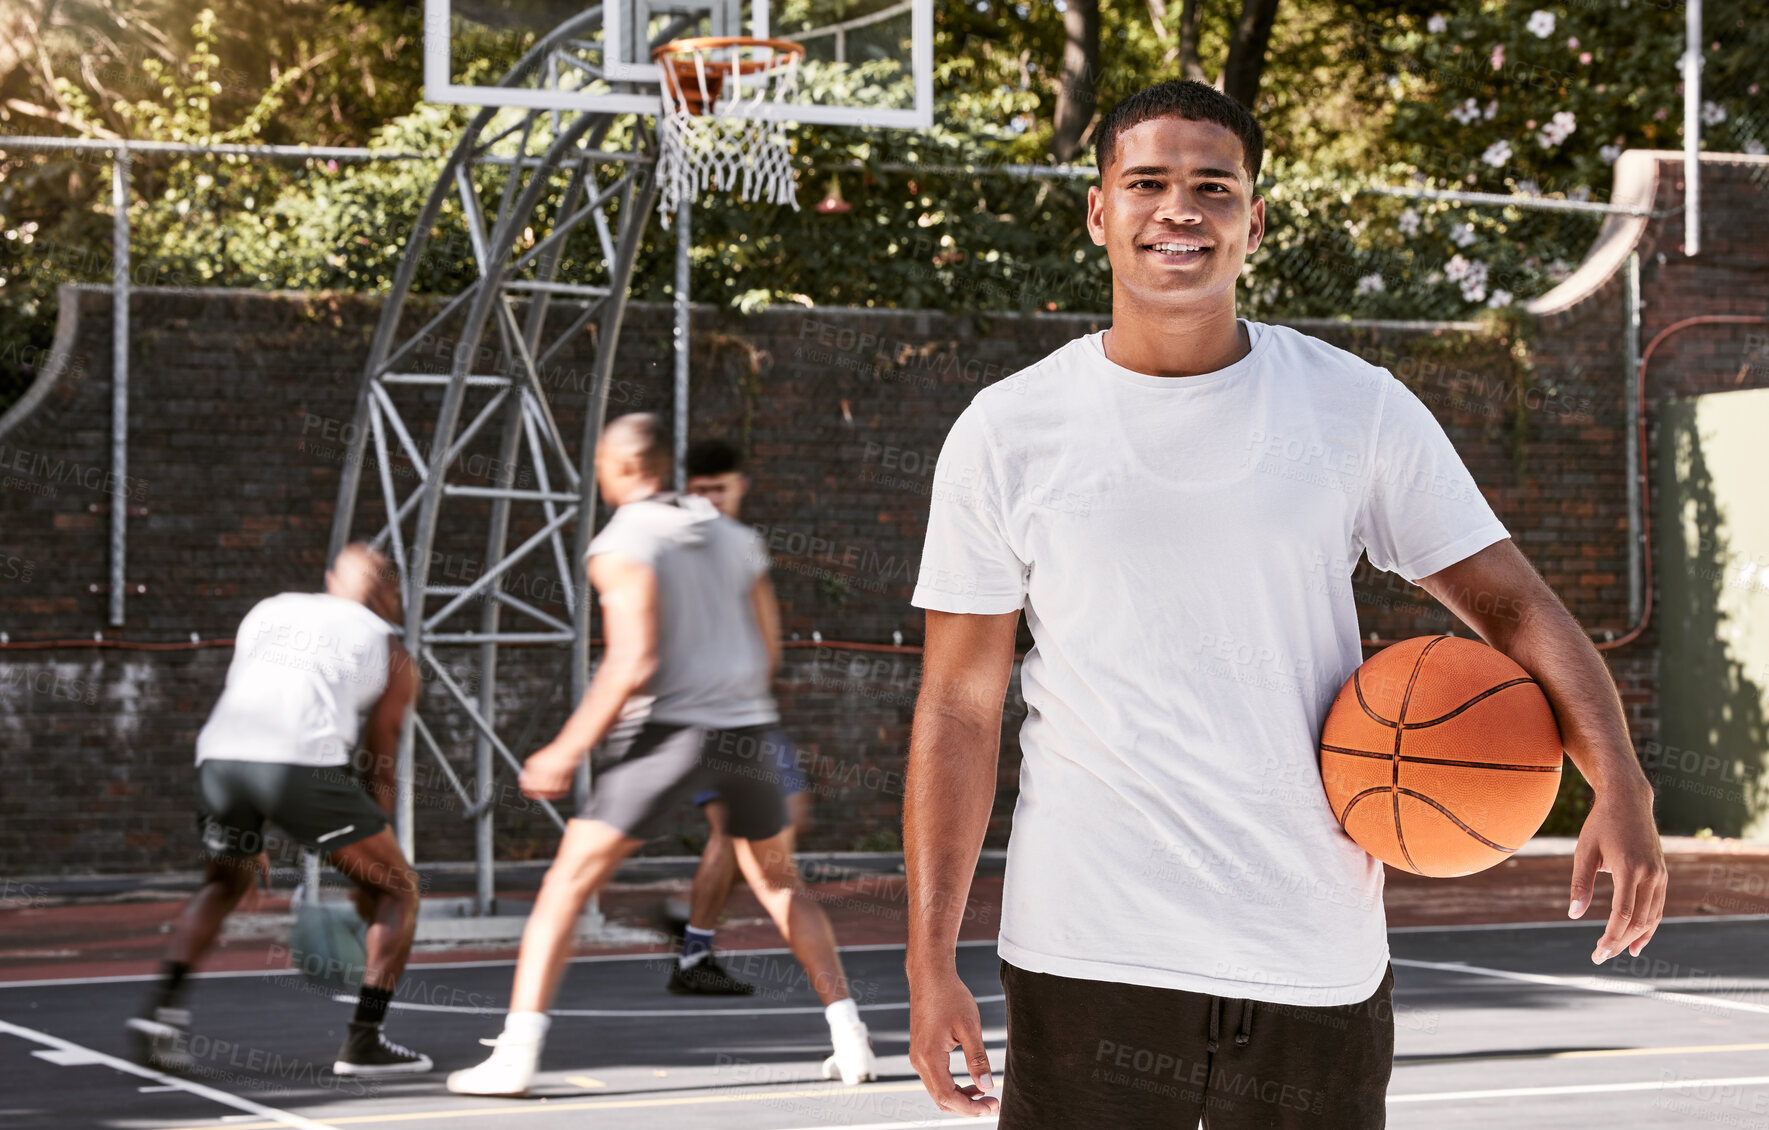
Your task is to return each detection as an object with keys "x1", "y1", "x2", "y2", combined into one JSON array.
[
  {"x1": 820, "y1": 1019, "x2": 878, "y2": 1085},
  {"x1": 125, "y1": 1007, "x2": 193, "y2": 1072},
  {"x1": 446, "y1": 1034, "x2": 542, "y2": 1096}
]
